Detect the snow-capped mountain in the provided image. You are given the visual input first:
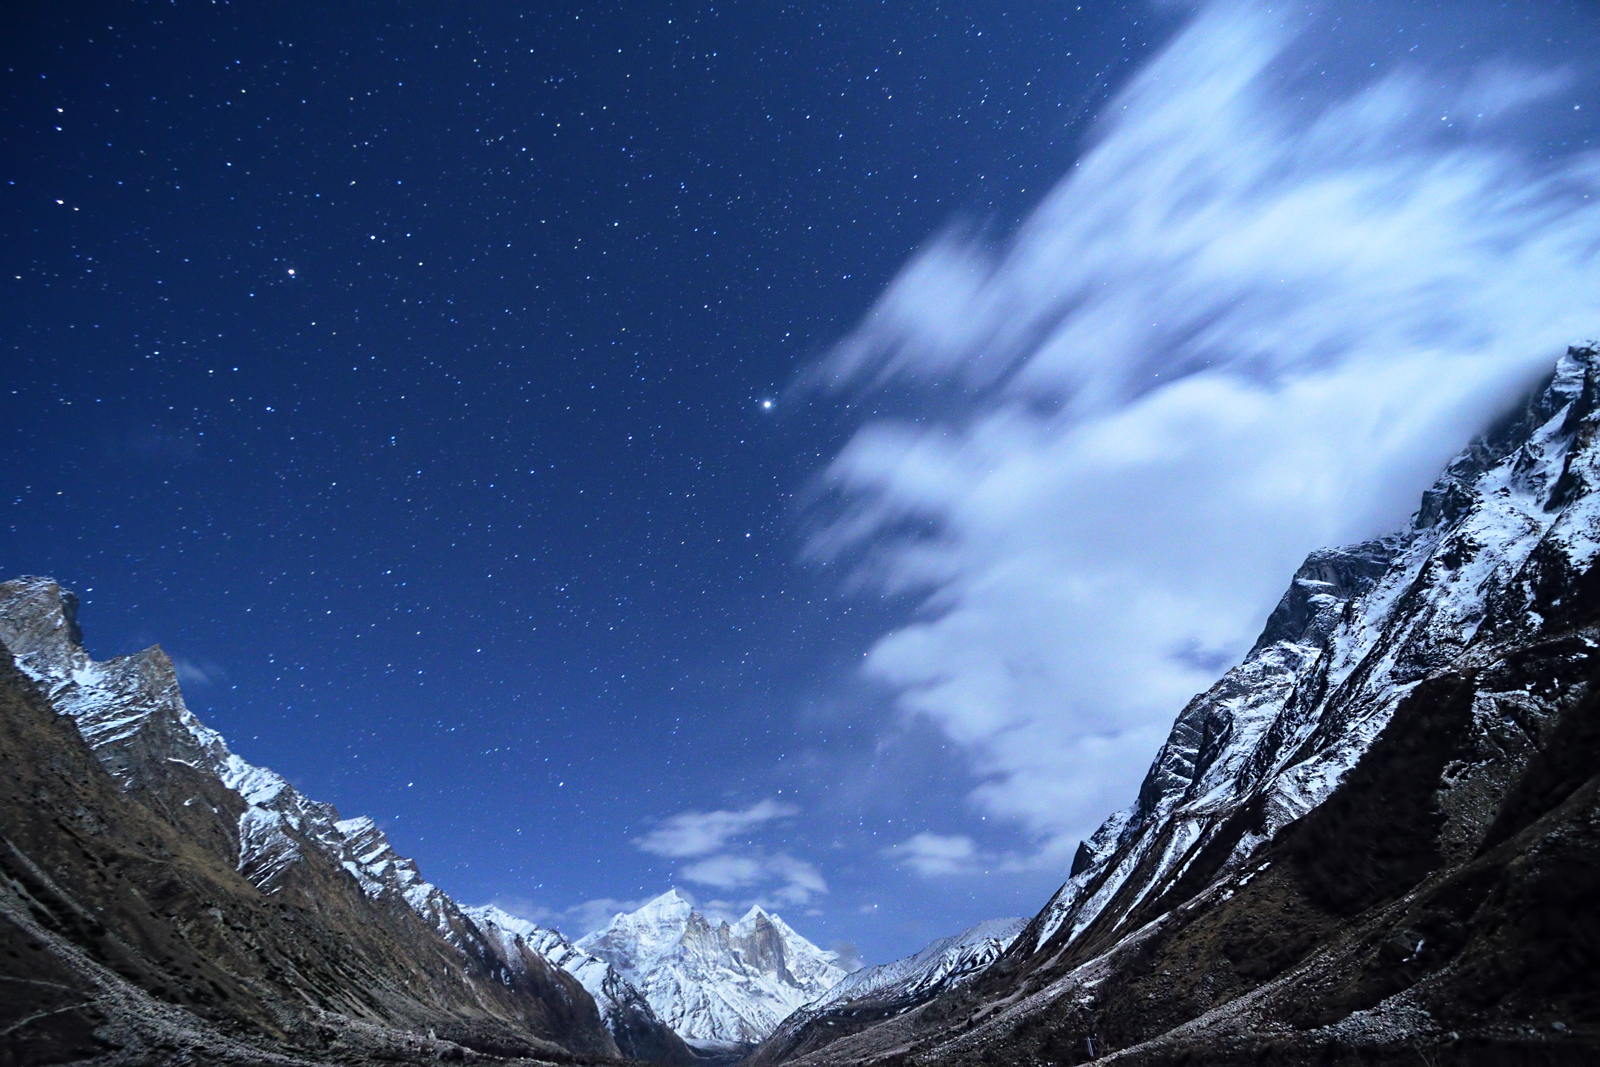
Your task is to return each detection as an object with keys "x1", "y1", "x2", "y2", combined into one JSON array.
[
  {"x1": 1021, "y1": 345, "x2": 1600, "y2": 961},
  {"x1": 750, "y1": 918, "x2": 1025, "y2": 1065},
  {"x1": 465, "y1": 905, "x2": 696, "y2": 1064},
  {"x1": 577, "y1": 889, "x2": 849, "y2": 1046},
  {"x1": 747, "y1": 351, "x2": 1600, "y2": 1066},
  {"x1": 0, "y1": 579, "x2": 477, "y2": 941}
]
